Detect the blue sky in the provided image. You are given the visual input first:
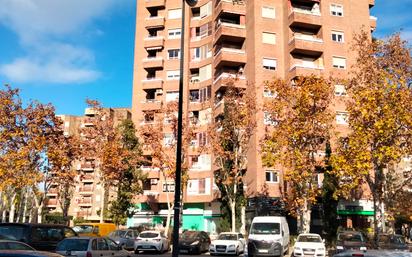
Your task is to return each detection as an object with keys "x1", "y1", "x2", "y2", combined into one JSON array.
[{"x1": 0, "y1": 0, "x2": 410, "y2": 116}]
